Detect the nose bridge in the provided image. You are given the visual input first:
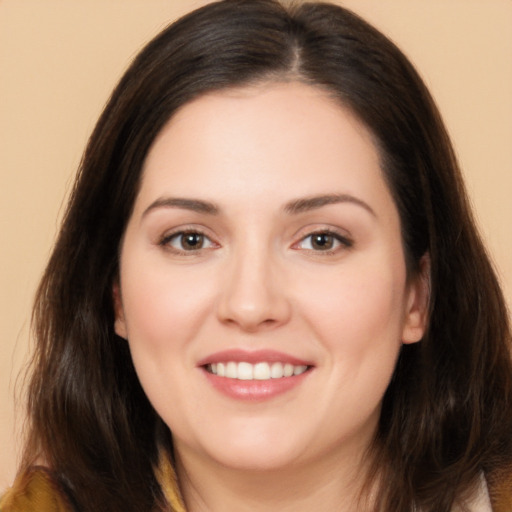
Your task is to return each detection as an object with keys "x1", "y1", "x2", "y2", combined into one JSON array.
[{"x1": 217, "y1": 234, "x2": 290, "y2": 330}]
